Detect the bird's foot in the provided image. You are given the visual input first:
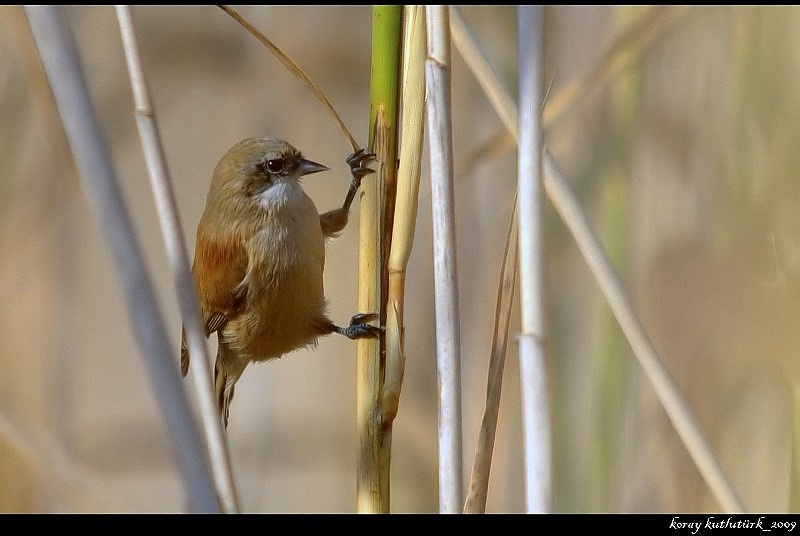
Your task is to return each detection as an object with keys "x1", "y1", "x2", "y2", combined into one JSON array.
[
  {"x1": 346, "y1": 148, "x2": 377, "y2": 182},
  {"x1": 335, "y1": 312, "x2": 383, "y2": 339}
]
